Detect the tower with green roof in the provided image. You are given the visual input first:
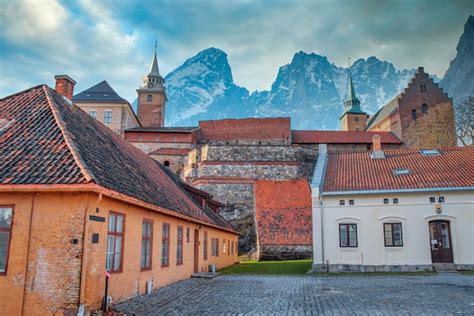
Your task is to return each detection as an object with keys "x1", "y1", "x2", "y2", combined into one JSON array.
[{"x1": 340, "y1": 68, "x2": 368, "y2": 131}]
